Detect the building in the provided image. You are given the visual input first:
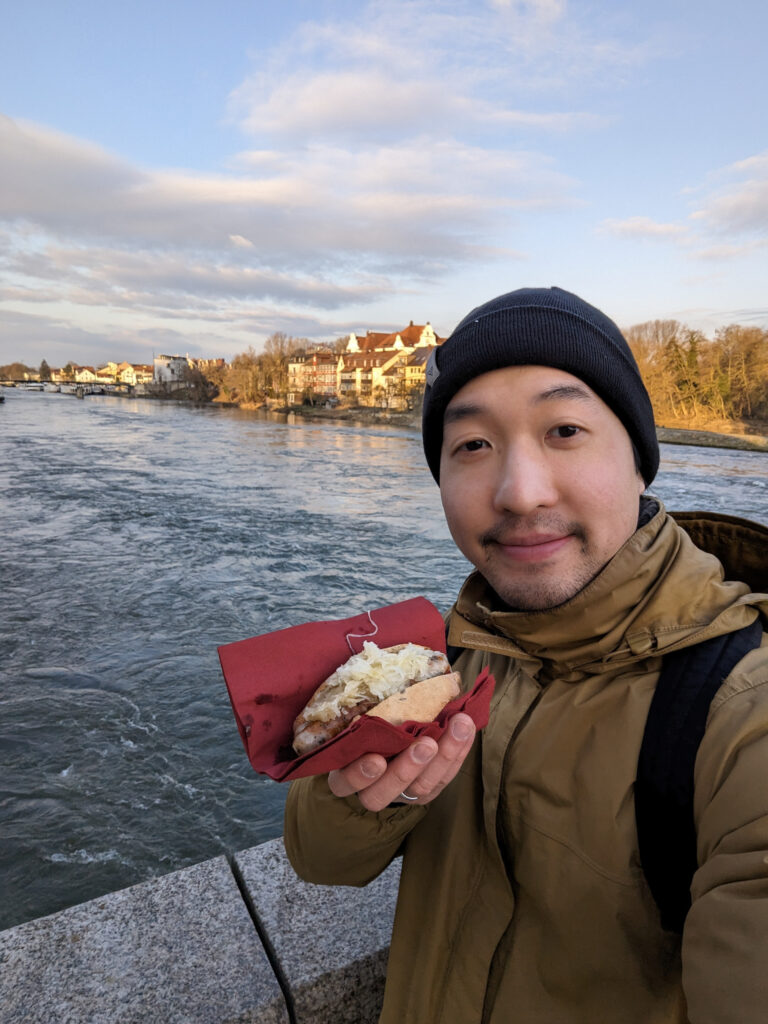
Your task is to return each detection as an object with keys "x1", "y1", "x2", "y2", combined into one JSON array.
[
  {"x1": 402, "y1": 346, "x2": 435, "y2": 393},
  {"x1": 96, "y1": 362, "x2": 120, "y2": 382},
  {"x1": 287, "y1": 348, "x2": 339, "y2": 403},
  {"x1": 117, "y1": 363, "x2": 154, "y2": 386},
  {"x1": 154, "y1": 354, "x2": 190, "y2": 385},
  {"x1": 154, "y1": 354, "x2": 225, "y2": 386},
  {"x1": 337, "y1": 321, "x2": 444, "y2": 406},
  {"x1": 344, "y1": 322, "x2": 439, "y2": 354},
  {"x1": 74, "y1": 365, "x2": 98, "y2": 383},
  {"x1": 191, "y1": 358, "x2": 226, "y2": 373},
  {"x1": 337, "y1": 350, "x2": 404, "y2": 403}
]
